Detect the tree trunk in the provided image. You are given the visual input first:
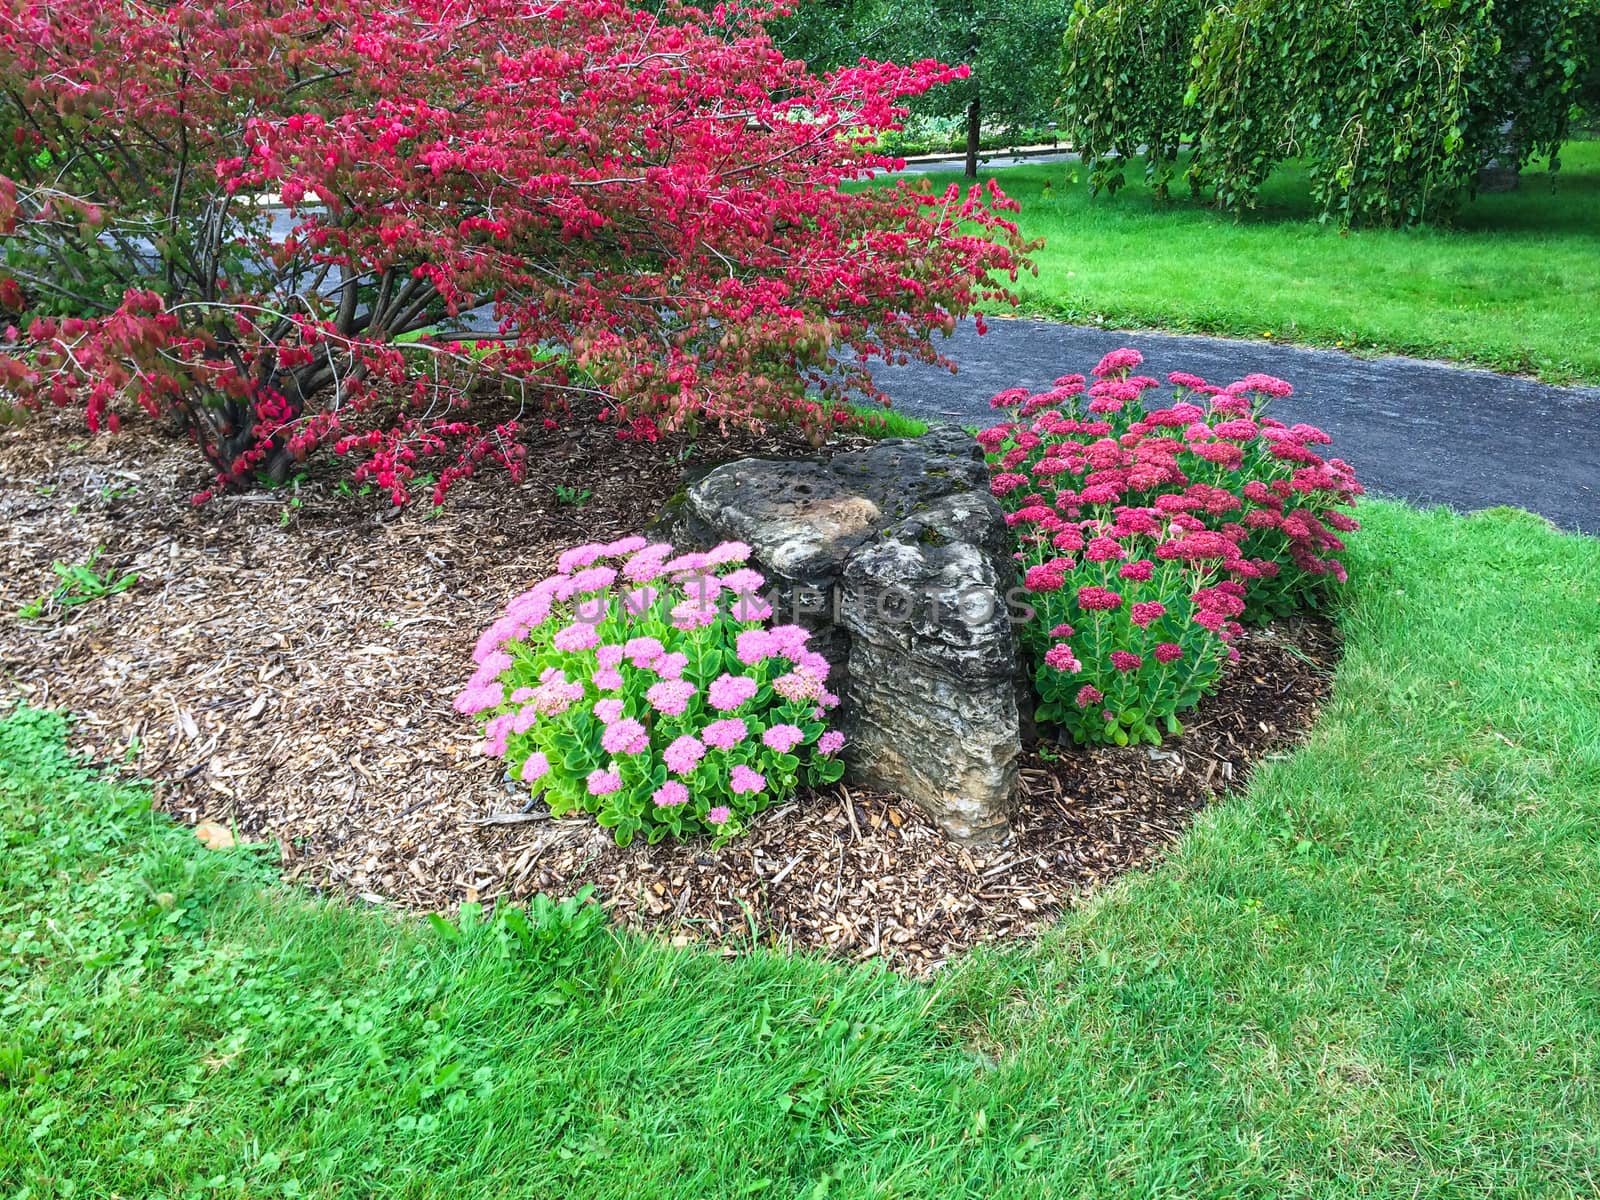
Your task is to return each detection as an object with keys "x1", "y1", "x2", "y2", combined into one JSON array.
[
  {"x1": 964, "y1": 93, "x2": 981, "y2": 179},
  {"x1": 1477, "y1": 117, "x2": 1523, "y2": 193}
]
